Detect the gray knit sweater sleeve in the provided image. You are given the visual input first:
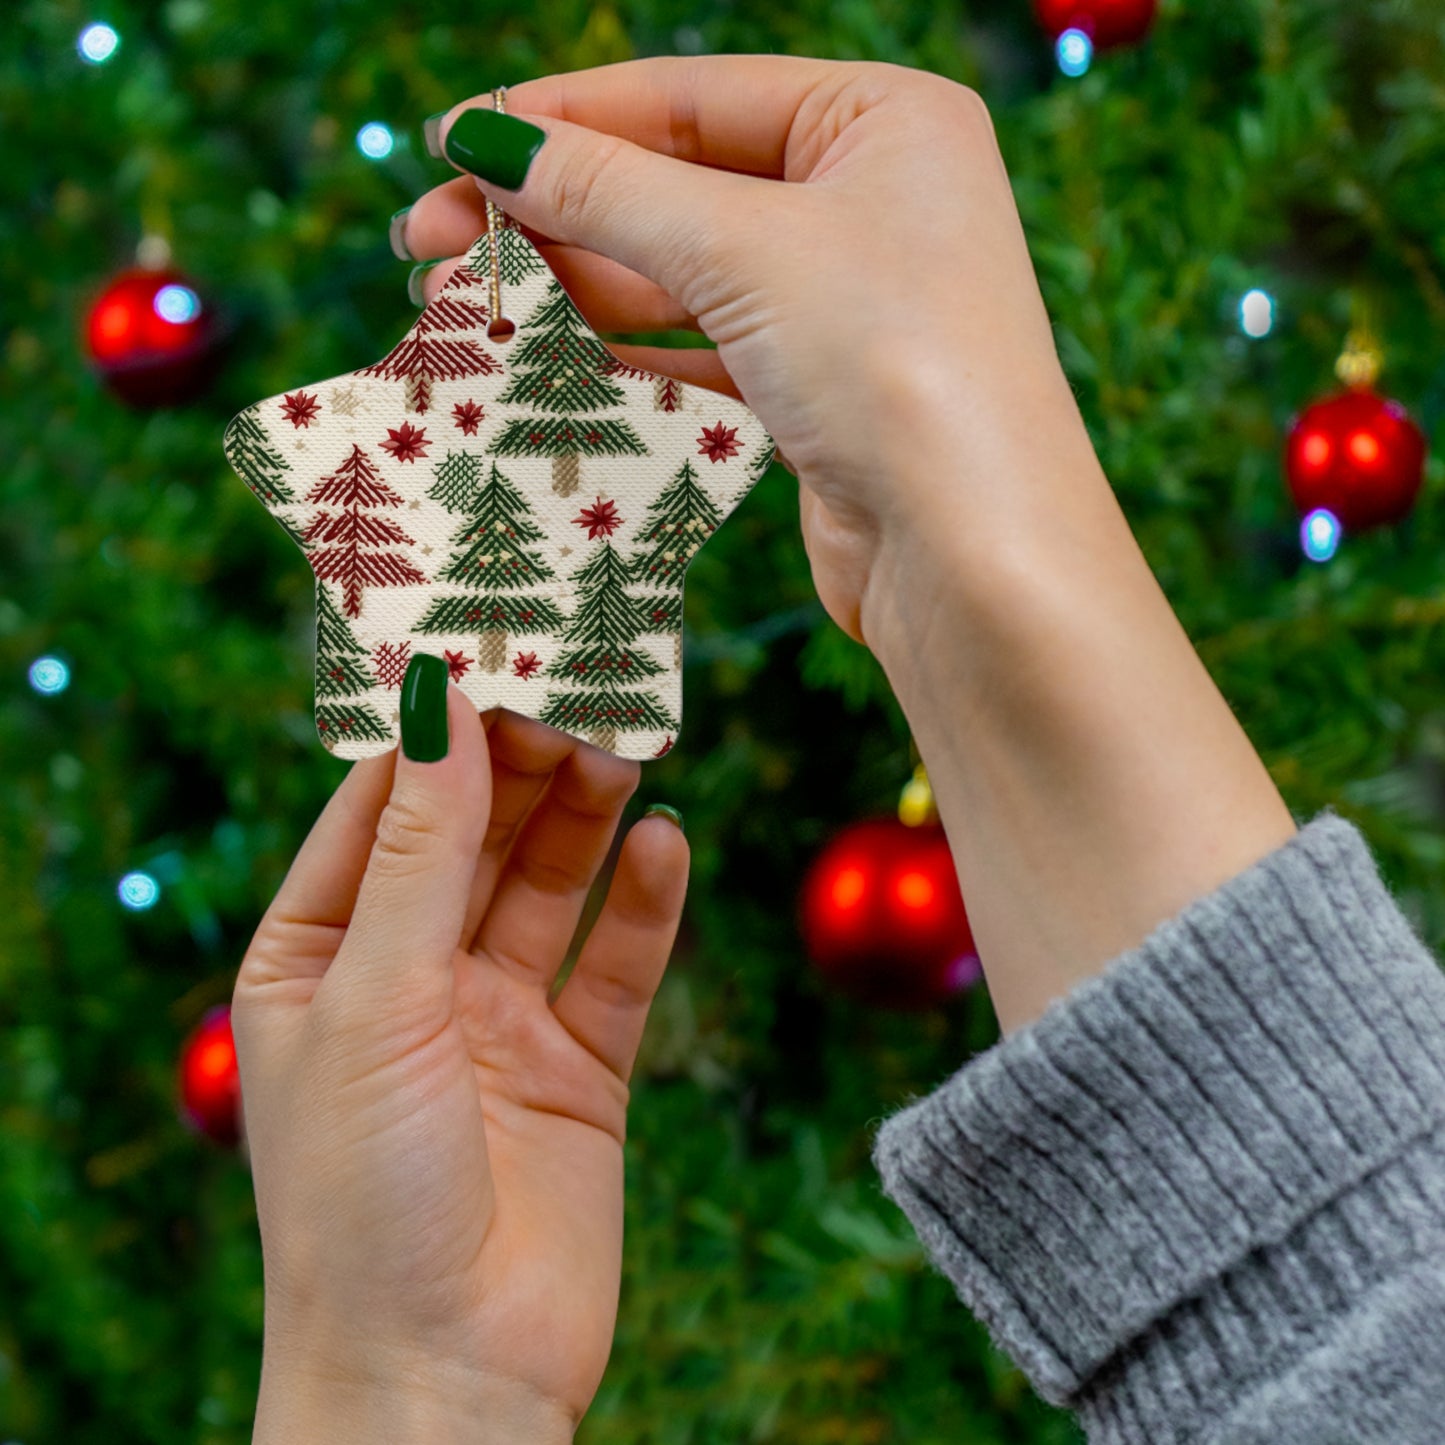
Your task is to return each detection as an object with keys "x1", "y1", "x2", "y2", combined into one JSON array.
[{"x1": 869, "y1": 811, "x2": 1445, "y2": 1443}]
